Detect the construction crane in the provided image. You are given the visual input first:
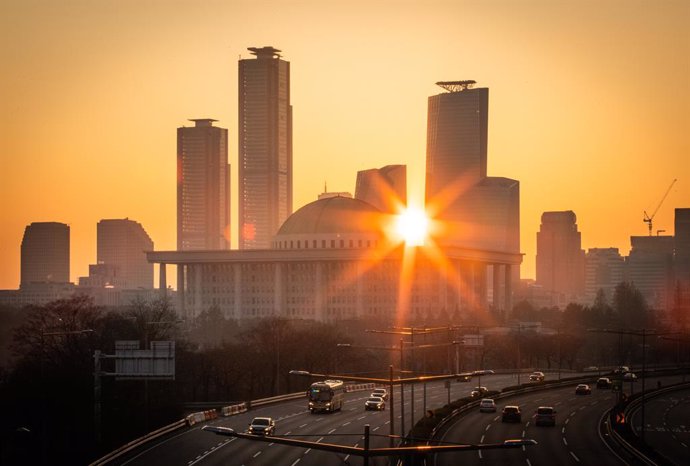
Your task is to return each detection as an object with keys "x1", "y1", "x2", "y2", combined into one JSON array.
[{"x1": 643, "y1": 179, "x2": 677, "y2": 236}]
